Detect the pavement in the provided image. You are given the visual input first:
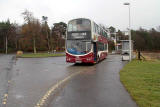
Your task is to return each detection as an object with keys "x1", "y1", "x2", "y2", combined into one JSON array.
[{"x1": 0, "y1": 54, "x2": 137, "y2": 107}]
